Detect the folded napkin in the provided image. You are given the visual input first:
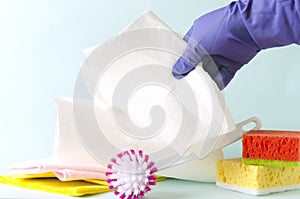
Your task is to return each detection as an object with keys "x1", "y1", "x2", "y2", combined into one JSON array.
[{"x1": 9, "y1": 157, "x2": 110, "y2": 181}]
